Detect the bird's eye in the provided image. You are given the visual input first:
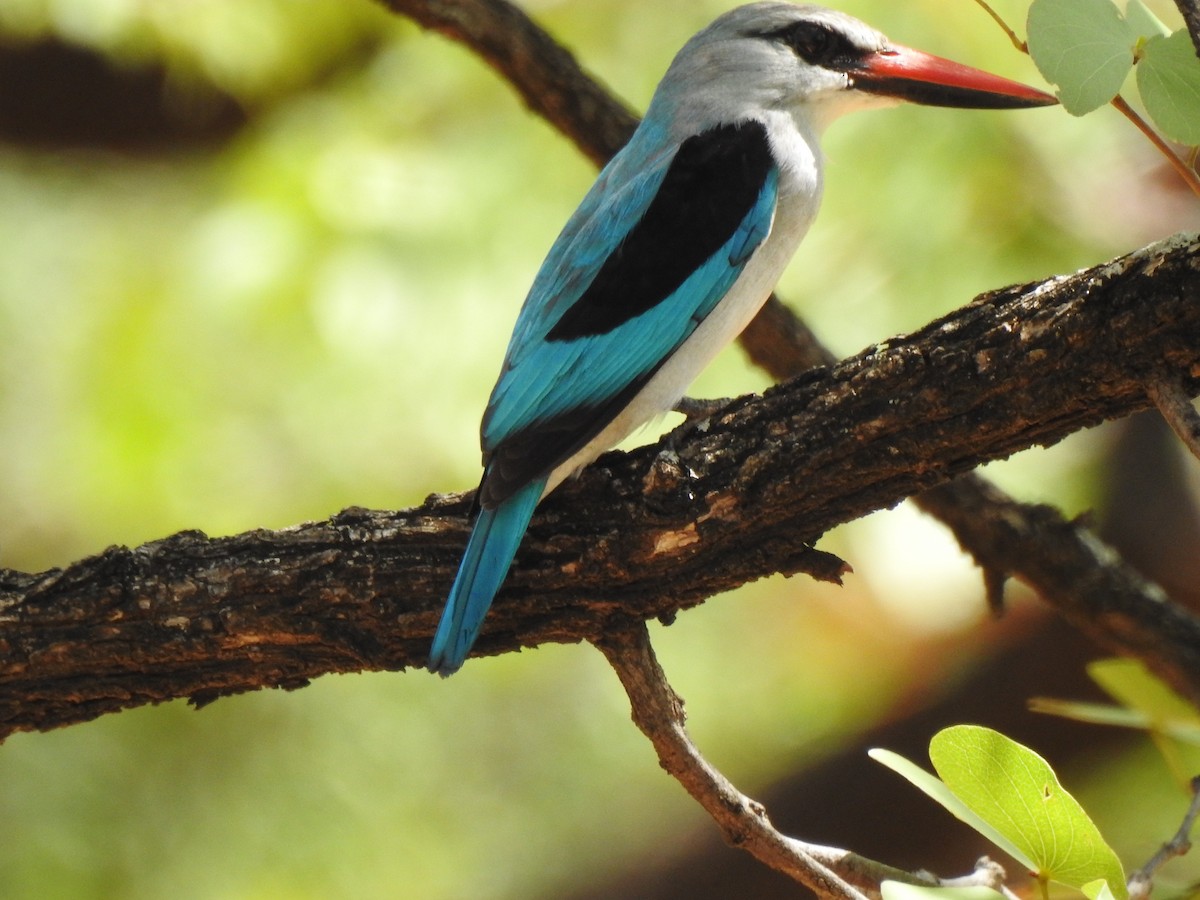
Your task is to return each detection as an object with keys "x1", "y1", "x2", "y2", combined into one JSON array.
[
  {"x1": 786, "y1": 23, "x2": 831, "y2": 61},
  {"x1": 769, "y1": 21, "x2": 859, "y2": 70}
]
